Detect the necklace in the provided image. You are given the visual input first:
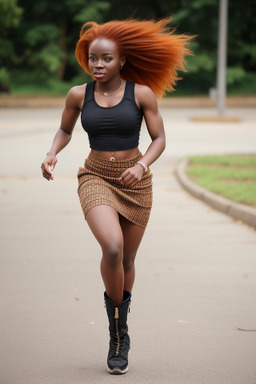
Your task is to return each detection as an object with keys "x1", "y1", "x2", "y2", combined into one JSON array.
[{"x1": 97, "y1": 79, "x2": 123, "y2": 97}]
